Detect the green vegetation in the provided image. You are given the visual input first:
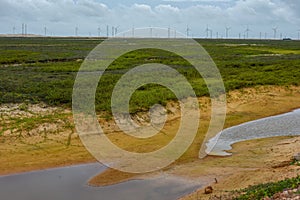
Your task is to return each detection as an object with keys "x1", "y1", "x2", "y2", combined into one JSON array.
[
  {"x1": 290, "y1": 158, "x2": 300, "y2": 166},
  {"x1": 1, "y1": 37, "x2": 300, "y2": 113},
  {"x1": 0, "y1": 37, "x2": 101, "y2": 64},
  {"x1": 234, "y1": 175, "x2": 300, "y2": 200},
  {"x1": 0, "y1": 112, "x2": 72, "y2": 135}
]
